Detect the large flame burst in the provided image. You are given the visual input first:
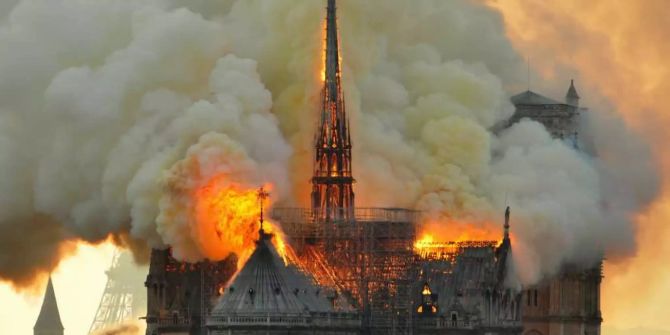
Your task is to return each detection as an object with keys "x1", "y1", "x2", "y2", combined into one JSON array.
[{"x1": 194, "y1": 175, "x2": 288, "y2": 269}]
